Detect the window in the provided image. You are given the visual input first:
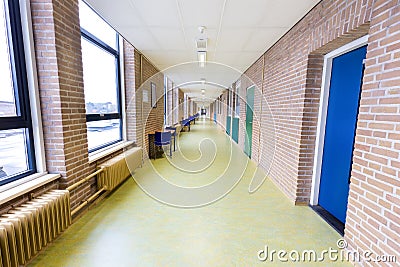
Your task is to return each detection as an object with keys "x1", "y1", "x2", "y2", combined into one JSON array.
[
  {"x1": 79, "y1": 1, "x2": 122, "y2": 152},
  {"x1": 0, "y1": 0, "x2": 36, "y2": 185}
]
